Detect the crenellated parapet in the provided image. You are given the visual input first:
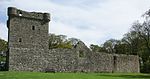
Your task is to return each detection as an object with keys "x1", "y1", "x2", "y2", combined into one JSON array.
[{"x1": 8, "y1": 7, "x2": 50, "y2": 22}]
